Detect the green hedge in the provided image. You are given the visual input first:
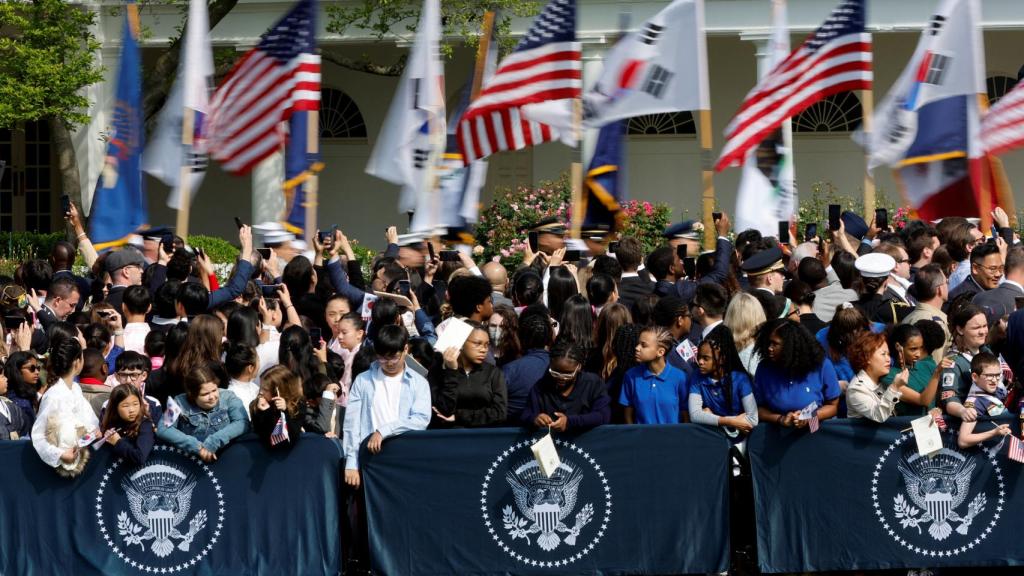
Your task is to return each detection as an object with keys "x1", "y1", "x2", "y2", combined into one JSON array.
[
  {"x1": 187, "y1": 235, "x2": 240, "y2": 264},
  {"x1": 0, "y1": 231, "x2": 65, "y2": 261}
]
